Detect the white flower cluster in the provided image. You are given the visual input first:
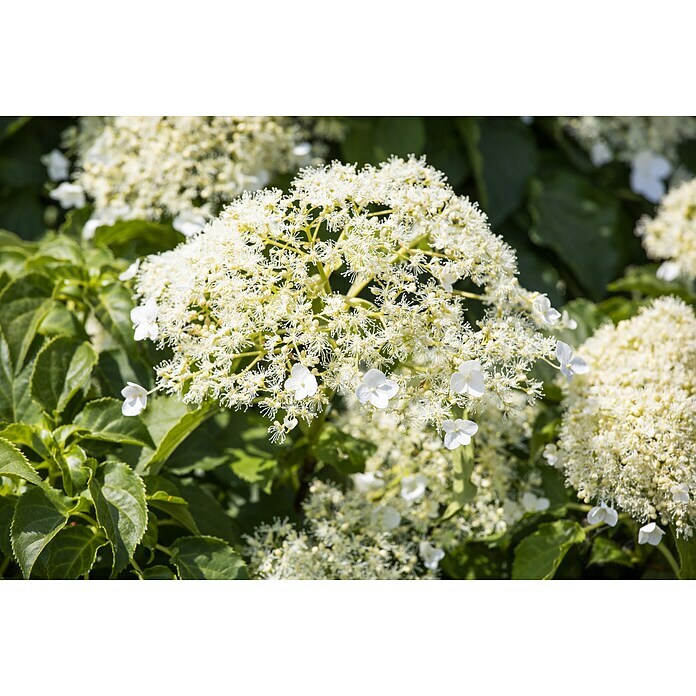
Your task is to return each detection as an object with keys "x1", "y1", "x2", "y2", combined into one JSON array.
[
  {"x1": 71, "y1": 116, "x2": 323, "y2": 229},
  {"x1": 244, "y1": 393, "x2": 544, "y2": 579},
  {"x1": 132, "y1": 156, "x2": 559, "y2": 442},
  {"x1": 556, "y1": 298, "x2": 696, "y2": 537},
  {"x1": 561, "y1": 116, "x2": 696, "y2": 201},
  {"x1": 636, "y1": 176, "x2": 696, "y2": 281}
]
